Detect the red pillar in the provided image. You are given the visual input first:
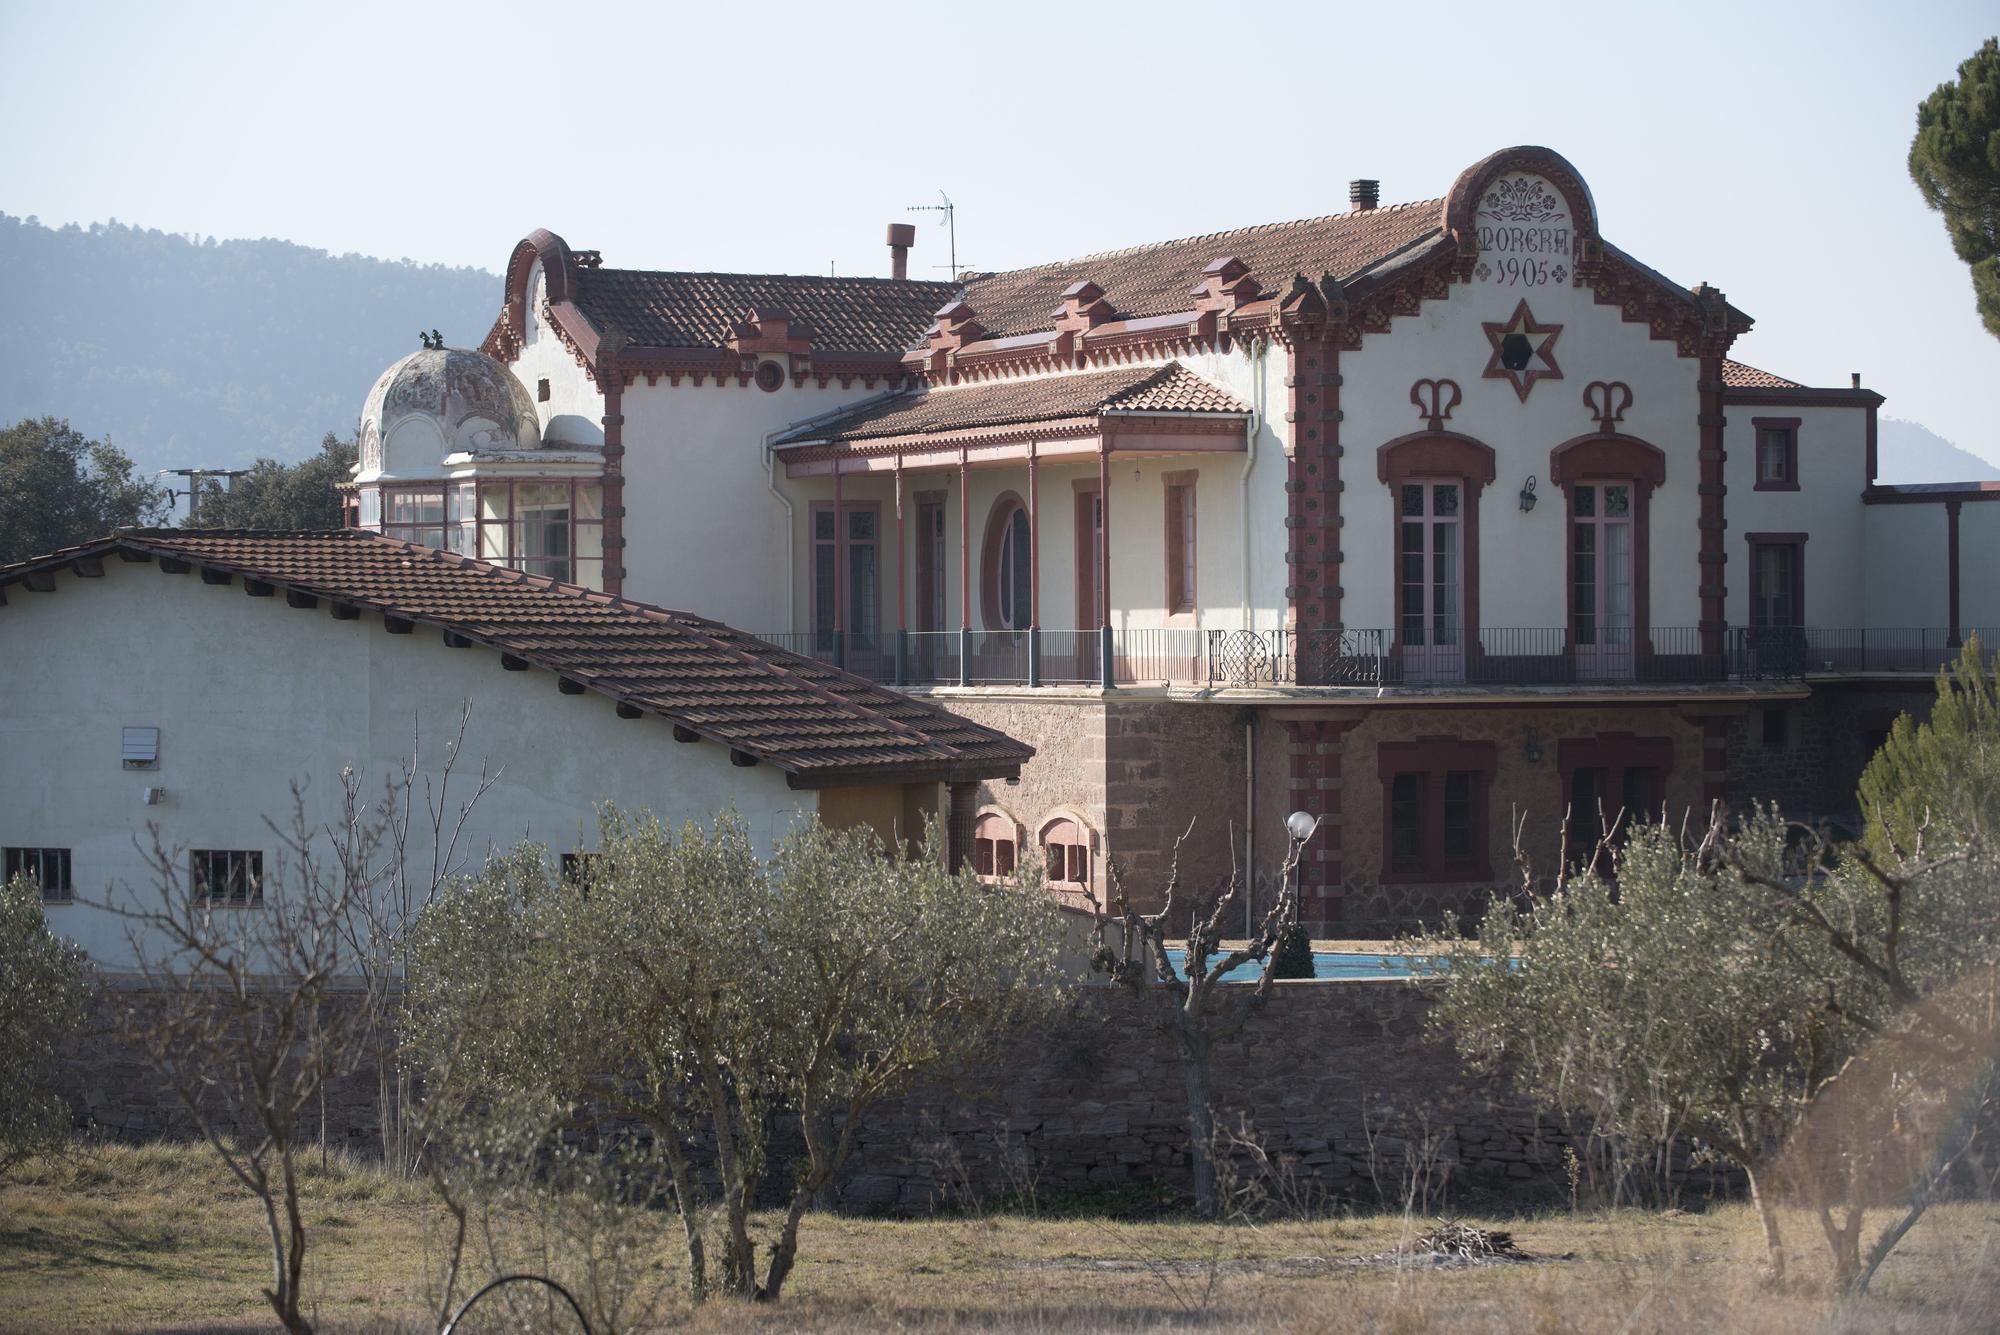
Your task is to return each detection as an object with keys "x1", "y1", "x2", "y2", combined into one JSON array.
[
  {"x1": 895, "y1": 456, "x2": 907, "y2": 634},
  {"x1": 831, "y1": 462, "x2": 845, "y2": 640},
  {"x1": 1028, "y1": 443, "x2": 1041, "y2": 629},
  {"x1": 1697, "y1": 354, "x2": 1729, "y2": 658},
  {"x1": 958, "y1": 450, "x2": 971, "y2": 630}
]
